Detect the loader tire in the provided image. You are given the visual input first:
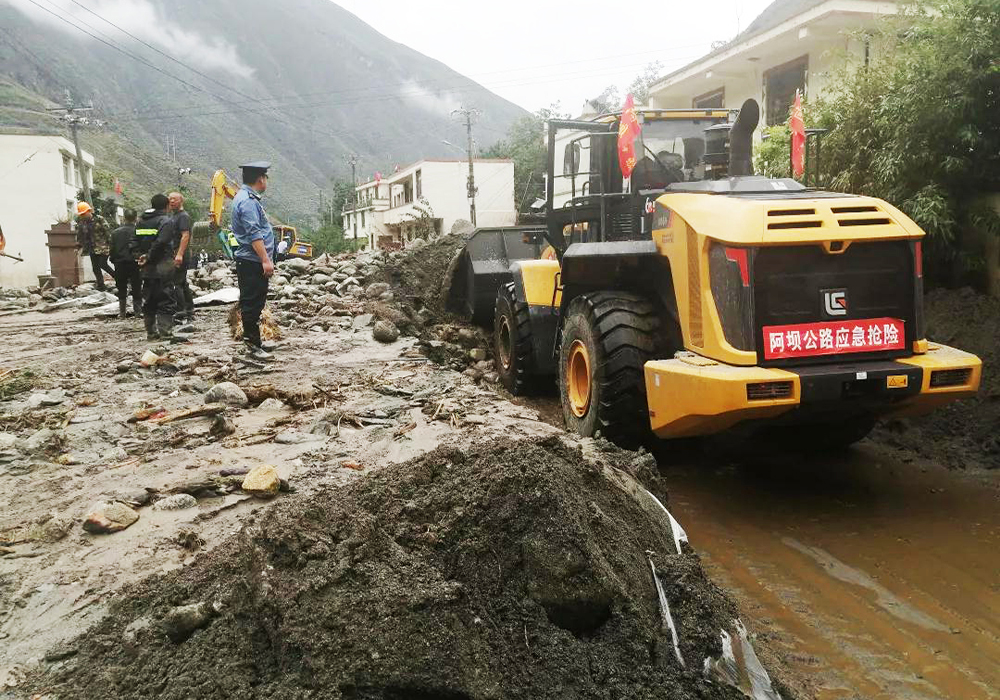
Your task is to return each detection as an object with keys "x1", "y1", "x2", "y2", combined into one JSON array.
[
  {"x1": 559, "y1": 291, "x2": 661, "y2": 449},
  {"x1": 494, "y1": 283, "x2": 541, "y2": 395}
]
